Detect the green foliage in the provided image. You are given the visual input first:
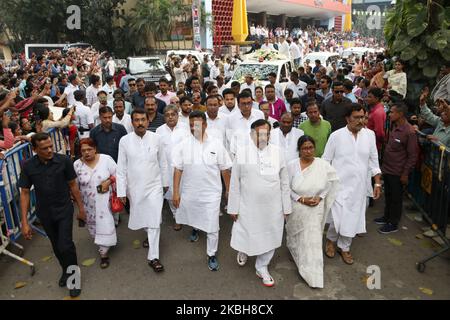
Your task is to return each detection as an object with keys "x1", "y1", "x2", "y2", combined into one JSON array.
[
  {"x1": 129, "y1": 0, "x2": 192, "y2": 52},
  {"x1": 0, "y1": 0, "x2": 135, "y2": 57},
  {"x1": 384, "y1": 0, "x2": 449, "y2": 82}
]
